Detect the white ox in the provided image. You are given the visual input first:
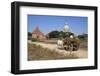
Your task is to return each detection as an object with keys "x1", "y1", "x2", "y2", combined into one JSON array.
[
  {"x1": 57, "y1": 39, "x2": 63, "y2": 49},
  {"x1": 57, "y1": 35, "x2": 74, "y2": 49}
]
